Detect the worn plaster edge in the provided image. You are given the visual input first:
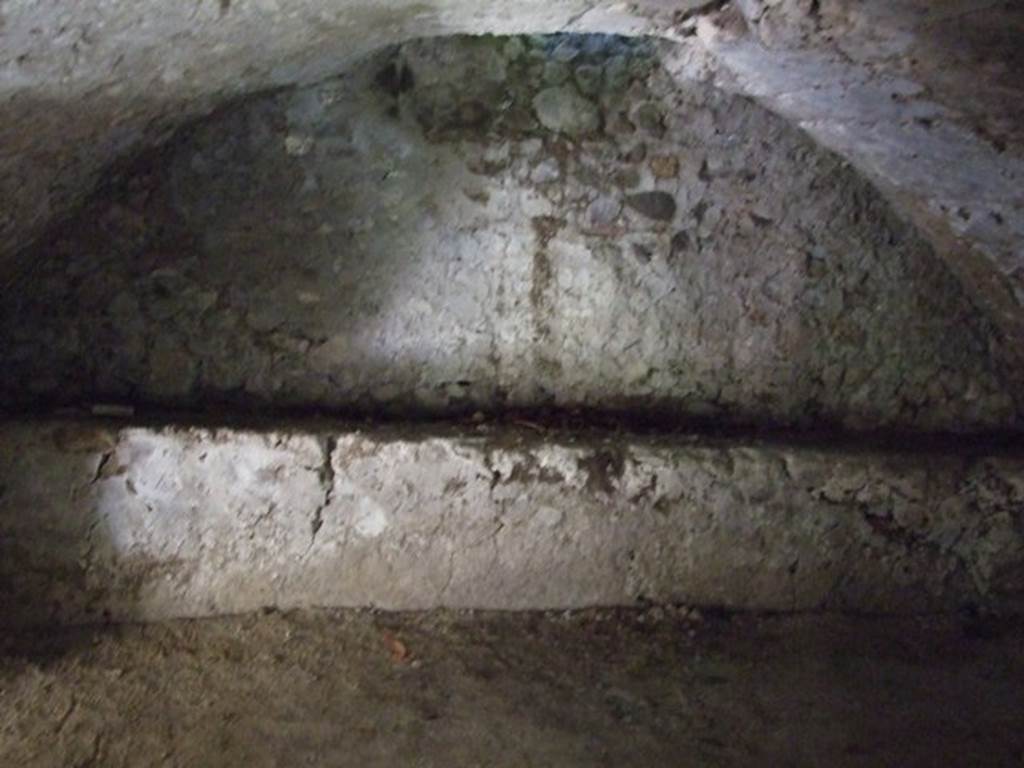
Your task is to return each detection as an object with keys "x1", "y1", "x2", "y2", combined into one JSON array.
[{"x1": 688, "y1": 24, "x2": 1024, "y2": 379}]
